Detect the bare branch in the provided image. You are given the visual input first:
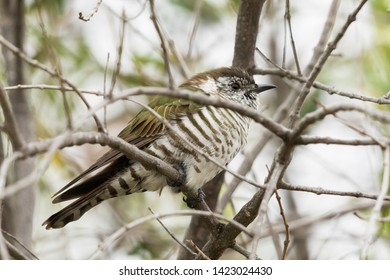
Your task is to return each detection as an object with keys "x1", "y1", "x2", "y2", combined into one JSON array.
[
  {"x1": 284, "y1": 0, "x2": 301, "y2": 75},
  {"x1": 0, "y1": 85, "x2": 25, "y2": 149},
  {"x1": 304, "y1": 0, "x2": 341, "y2": 76},
  {"x1": 361, "y1": 146, "x2": 390, "y2": 259},
  {"x1": 231, "y1": 243, "x2": 261, "y2": 260},
  {"x1": 4, "y1": 84, "x2": 104, "y2": 96},
  {"x1": 78, "y1": 0, "x2": 103, "y2": 22},
  {"x1": 278, "y1": 182, "x2": 390, "y2": 202},
  {"x1": 108, "y1": 11, "x2": 127, "y2": 99},
  {"x1": 275, "y1": 190, "x2": 290, "y2": 260},
  {"x1": 255, "y1": 67, "x2": 390, "y2": 104},
  {"x1": 186, "y1": 240, "x2": 210, "y2": 260},
  {"x1": 295, "y1": 135, "x2": 378, "y2": 146},
  {"x1": 148, "y1": 208, "x2": 196, "y2": 257},
  {"x1": 186, "y1": 0, "x2": 202, "y2": 59},
  {"x1": 250, "y1": 160, "x2": 285, "y2": 259},
  {"x1": 149, "y1": 0, "x2": 175, "y2": 89},
  {"x1": 0, "y1": 229, "x2": 38, "y2": 260},
  {"x1": 232, "y1": 0, "x2": 266, "y2": 70}
]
